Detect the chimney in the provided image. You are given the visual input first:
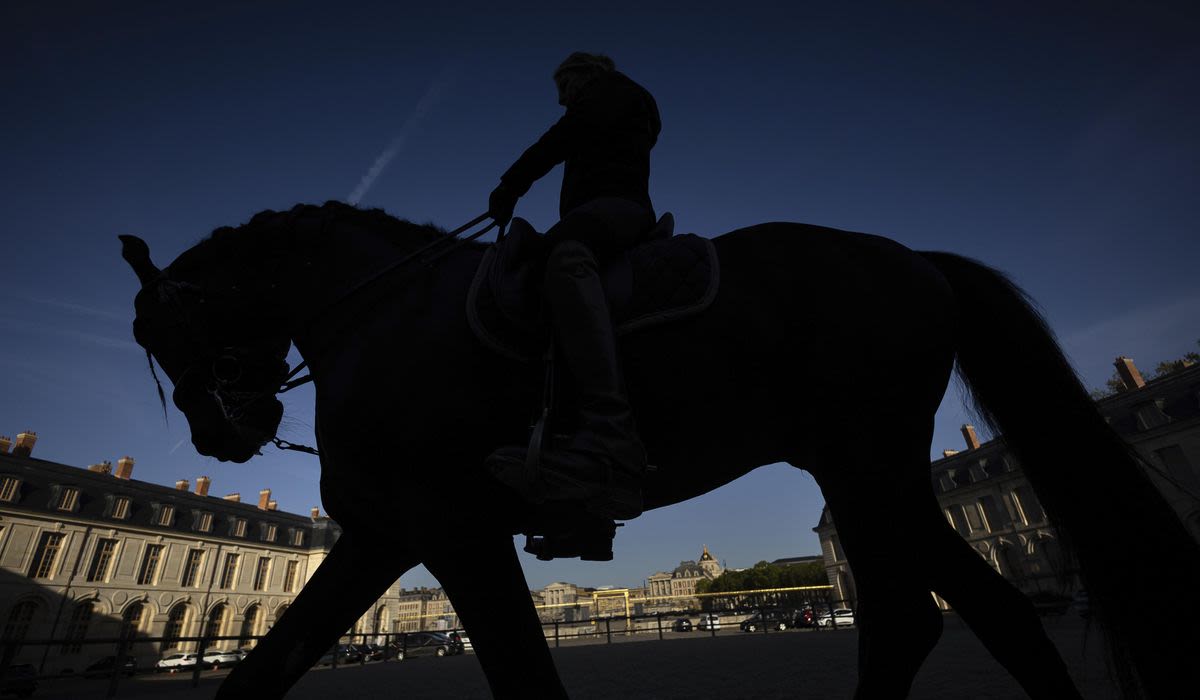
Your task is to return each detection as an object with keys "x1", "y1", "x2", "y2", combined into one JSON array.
[
  {"x1": 1114, "y1": 356, "x2": 1146, "y2": 390},
  {"x1": 961, "y1": 424, "x2": 981, "y2": 450},
  {"x1": 310, "y1": 507, "x2": 320, "y2": 520},
  {"x1": 115, "y1": 456, "x2": 135, "y2": 480},
  {"x1": 195, "y1": 476, "x2": 211, "y2": 497},
  {"x1": 267, "y1": 500, "x2": 278, "y2": 511},
  {"x1": 258, "y1": 489, "x2": 271, "y2": 510},
  {"x1": 942, "y1": 450, "x2": 959, "y2": 458},
  {"x1": 175, "y1": 479, "x2": 189, "y2": 491},
  {"x1": 223, "y1": 493, "x2": 241, "y2": 503},
  {"x1": 12, "y1": 432, "x2": 37, "y2": 457},
  {"x1": 0, "y1": 436, "x2": 10, "y2": 454},
  {"x1": 88, "y1": 461, "x2": 113, "y2": 475}
]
